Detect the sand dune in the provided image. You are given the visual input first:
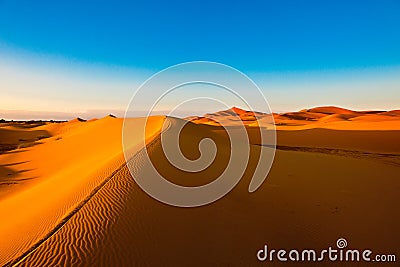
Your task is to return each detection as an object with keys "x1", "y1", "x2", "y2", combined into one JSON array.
[
  {"x1": 0, "y1": 116, "x2": 165, "y2": 265},
  {"x1": 0, "y1": 127, "x2": 50, "y2": 154},
  {"x1": 301, "y1": 106, "x2": 359, "y2": 115},
  {"x1": 379, "y1": 110, "x2": 400, "y2": 116},
  {"x1": 190, "y1": 107, "x2": 268, "y2": 127},
  {"x1": 0, "y1": 106, "x2": 399, "y2": 266},
  {"x1": 189, "y1": 106, "x2": 400, "y2": 130}
]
